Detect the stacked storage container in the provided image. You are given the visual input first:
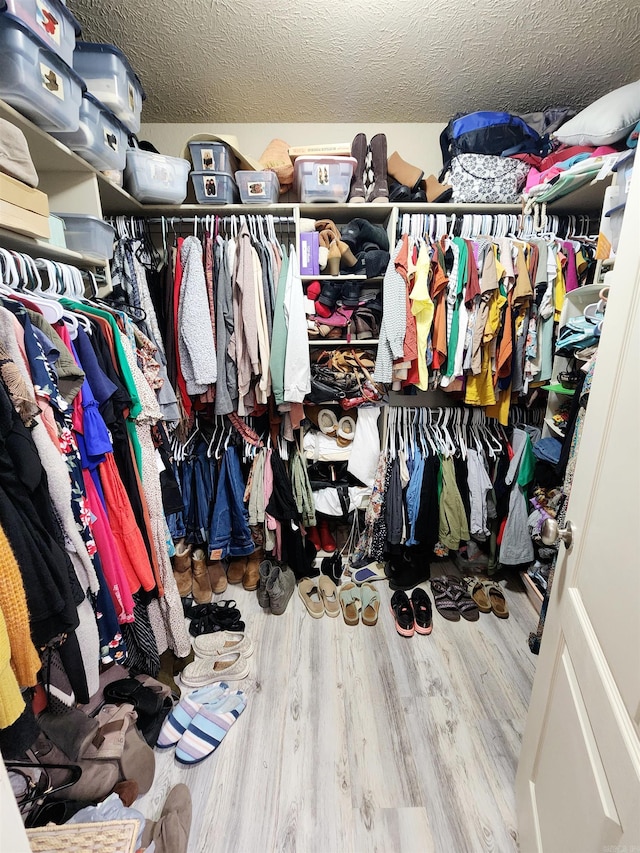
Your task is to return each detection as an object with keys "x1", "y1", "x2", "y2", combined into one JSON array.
[
  {"x1": 189, "y1": 140, "x2": 240, "y2": 204},
  {"x1": 0, "y1": 1, "x2": 85, "y2": 132}
]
